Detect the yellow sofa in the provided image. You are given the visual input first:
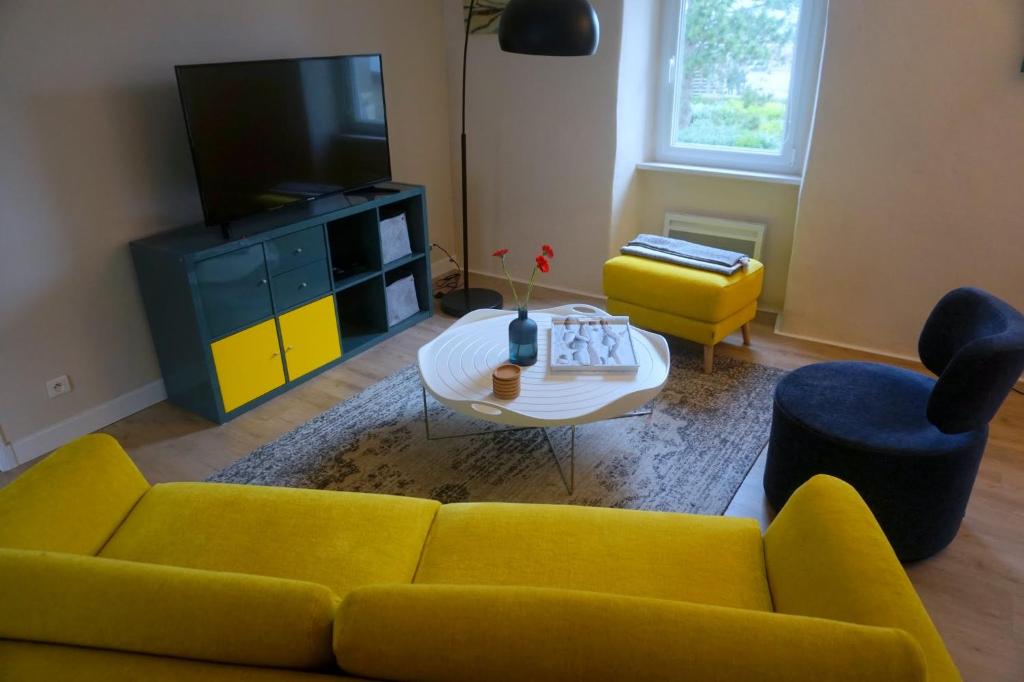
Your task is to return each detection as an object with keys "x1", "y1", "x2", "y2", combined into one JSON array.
[
  {"x1": 604, "y1": 254, "x2": 764, "y2": 373},
  {"x1": 0, "y1": 434, "x2": 960, "y2": 681}
]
